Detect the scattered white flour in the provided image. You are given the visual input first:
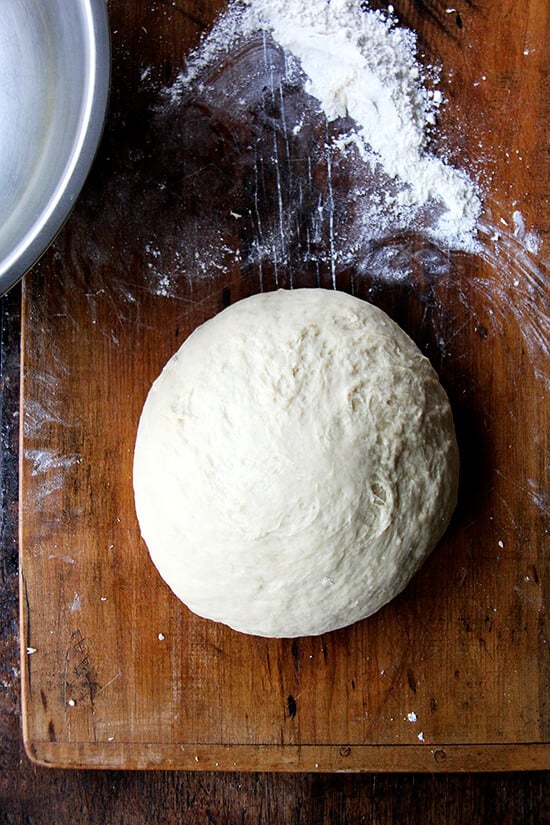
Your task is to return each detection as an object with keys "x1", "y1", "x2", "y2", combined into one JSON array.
[
  {"x1": 70, "y1": 592, "x2": 81, "y2": 613},
  {"x1": 245, "y1": 0, "x2": 480, "y2": 241},
  {"x1": 512, "y1": 209, "x2": 541, "y2": 255},
  {"x1": 477, "y1": 209, "x2": 550, "y2": 384},
  {"x1": 172, "y1": 0, "x2": 481, "y2": 250},
  {"x1": 145, "y1": 0, "x2": 548, "y2": 388}
]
